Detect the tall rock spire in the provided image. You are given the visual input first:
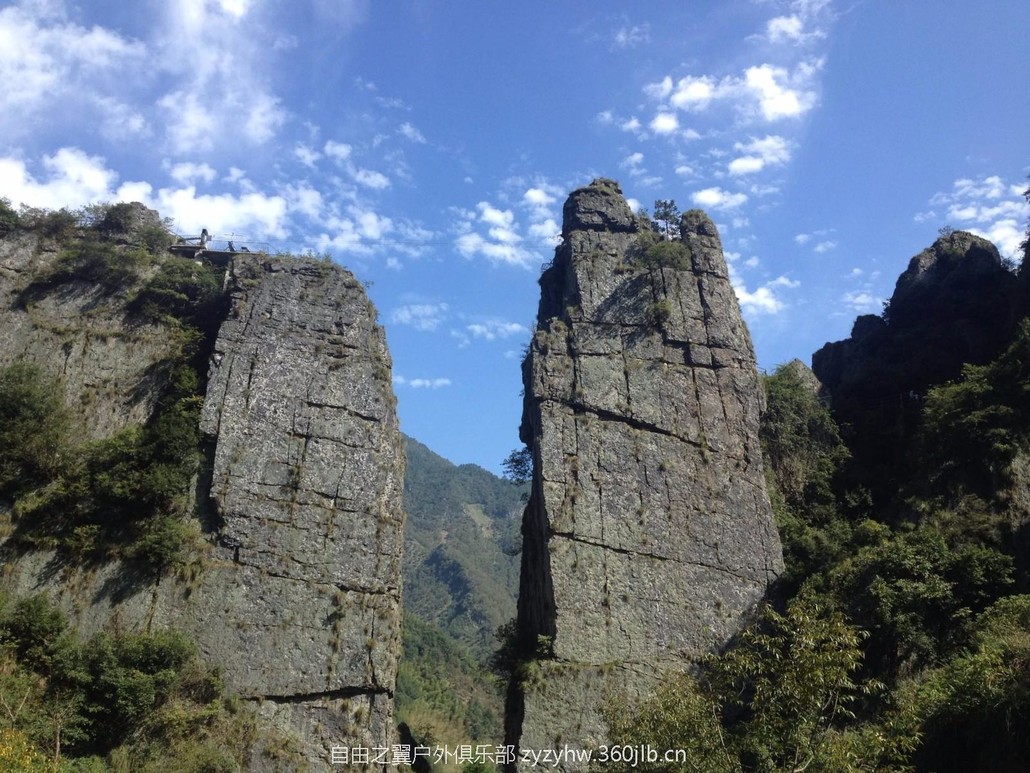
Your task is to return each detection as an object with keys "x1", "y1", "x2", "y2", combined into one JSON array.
[{"x1": 507, "y1": 179, "x2": 782, "y2": 768}]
